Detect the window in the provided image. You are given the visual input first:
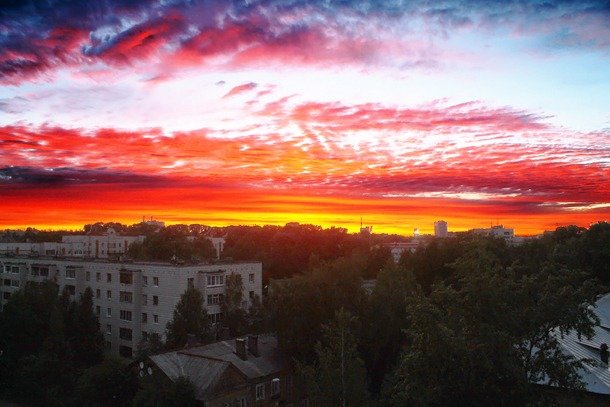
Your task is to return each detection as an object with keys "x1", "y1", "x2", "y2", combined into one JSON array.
[
  {"x1": 65, "y1": 285, "x2": 75, "y2": 295},
  {"x1": 2, "y1": 279, "x2": 9, "y2": 286},
  {"x1": 206, "y1": 275, "x2": 224, "y2": 286},
  {"x1": 153, "y1": 314, "x2": 159, "y2": 324},
  {"x1": 106, "y1": 273, "x2": 112, "y2": 283},
  {"x1": 187, "y1": 278, "x2": 194, "y2": 289},
  {"x1": 153, "y1": 295, "x2": 158, "y2": 306},
  {"x1": 11, "y1": 266, "x2": 19, "y2": 274},
  {"x1": 3, "y1": 292, "x2": 11, "y2": 300},
  {"x1": 207, "y1": 293, "x2": 224, "y2": 305},
  {"x1": 153, "y1": 277, "x2": 159, "y2": 287},
  {"x1": 249, "y1": 291, "x2": 255, "y2": 299},
  {"x1": 141, "y1": 331, "x2": 148, "y2": 340},
  {"x1": 142, "y1": 313, "x2": 148, "y2": 324},
  {"x1": 107, "y1": 307, "x2": 112, "y2": 317},
  {"x1": 10, "y1": 280, "x2": 19, "y2": 287},
  {"x1": 249, "y1": 273, "x2": 255, "y2": 283},
  {"x1": 119, "y1": 291, "x2": 133, "y2": 303},
  {"x1": 119, "y1": 327, "x2": 132, "y2": 340},
  {"x1": 107, "y1": 290, "x2": 112, "y2": 300},
  {"x1": 39, "y1": 267, "x2": 49, "y2": 277},
  {"x1": 120, "y1": 310, "x2": 132, "y2": 321},
  {"x1": 96, "y1": 272, "x2": 101, "y2": 282},
  {"x1": 119, "y1": 345, "x2": 132, "y2": 358},
  {"x1": 256, "y1": 383, "x2": 265, "y2": 401},
  {"x1": 142, "y1": 294, "x2": 148, "y2": 305},
  {"x1": 86, "y1": 271, "x2": 90, "y2": 281},
  {"x1": 96, "y1": 305, "x2": 100, "y2": 315},
  {"x1": 142, "y1": 276, "x2": 148, "y2": 286},
  {"x1": 106, "y1": 324, "x2": 112, "y2": 334},
  {"x1": 209, "y1": 313, "x2": 223, "y2": 324},
  {"x1": 30, "y1": 266, "x2": 39, "y2": 276},
  {"x1": 105, "y1": 341, "x2": 112, "y2": 350},
  {"x1": 120, "y1": 272, "x2": 132, "y2": 285},
  {"x1": 66, "y1": 269, "x2": 75, "y2": 279},
  {"x1": 271, "y1": 378, "x2": 280, "y2": 397},
  {"x1": 96, "y1": 289, "x2": 101, "y2": 299}
]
